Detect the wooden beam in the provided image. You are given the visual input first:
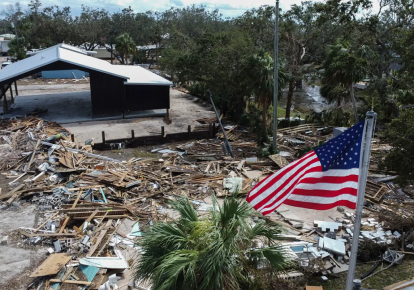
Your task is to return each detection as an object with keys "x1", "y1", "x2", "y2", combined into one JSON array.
[
  {"x1": 49, "y1": 279, "x2": 91, "y2": 286},
  {"x1": 9, "y1": 84, "x2": 14, "y2": 104},
  {"x1": 26, "y1": 139, "x2": 41, "y2": 172},
  {"x1": 19, "y1": 230, "x2": 76, "y2": 238},
  {"x1": 14, "y1": 81, "x2": 18, "y2": 96},
  {"x1": 3, "y1": 86, "x2": 8, "y2": 112}
]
